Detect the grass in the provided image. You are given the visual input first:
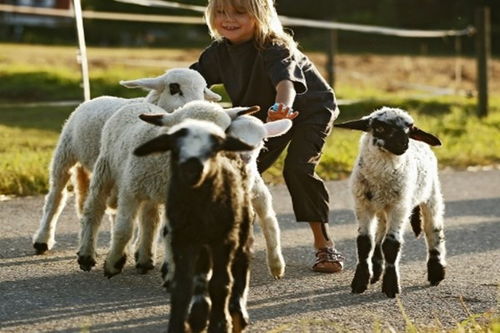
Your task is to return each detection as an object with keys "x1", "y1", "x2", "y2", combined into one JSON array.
[
  {"x1": 0, "y1": 43, "x2": 499, "y2": 195},
  {"x1": 0, "y1": 105, "x2": 73, "y2": 196},
  {"x1": 264, "y1": 94, "x2": 500, "y2": 184},
  {"x1": 266, "y1": 298, "x2": 499, "y2": 332},
  {"x1": 267, "y1": 312, "x2": 499, "y2": 332}
]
